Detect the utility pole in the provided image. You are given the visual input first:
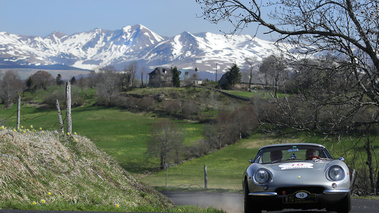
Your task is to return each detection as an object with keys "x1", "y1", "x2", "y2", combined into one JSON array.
[{"x1": 204, "y1": 164, "x2": 208, "y2": 189}]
